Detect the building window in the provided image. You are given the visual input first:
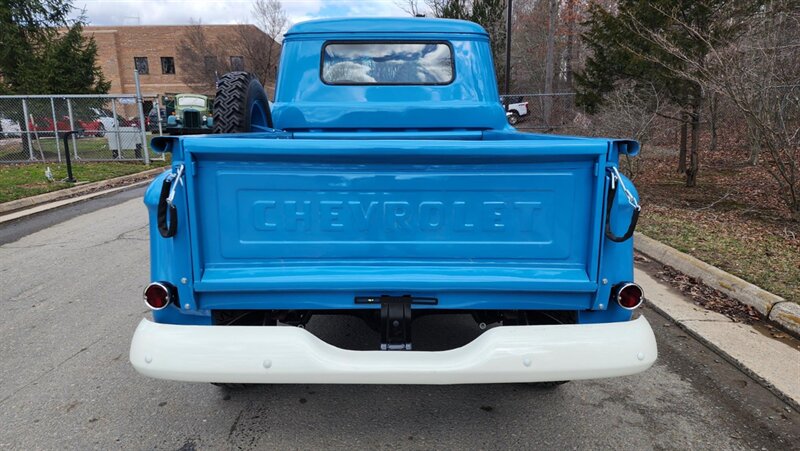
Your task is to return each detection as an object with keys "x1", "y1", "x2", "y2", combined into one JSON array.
[
  {"x1": 230, "y1": 55, "x2": 244, "y2": 71},
  {"x1": 161, "y1": 57, "x2": 175, "y2": 75},
  {"x1": 204, "y1": 56, "x2": 216, "y2": 72},
  {"x1": 134, "y1": 57, "x2": 149, "y2": 75}
]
